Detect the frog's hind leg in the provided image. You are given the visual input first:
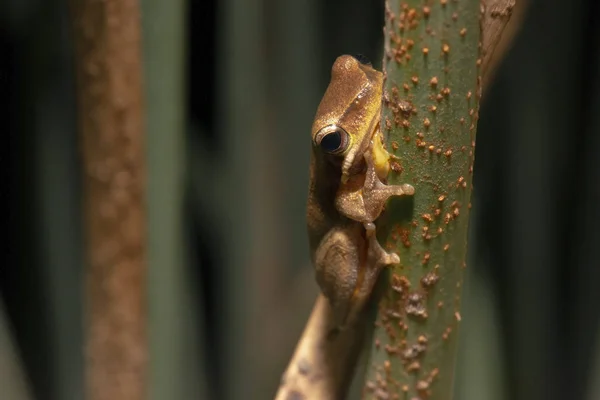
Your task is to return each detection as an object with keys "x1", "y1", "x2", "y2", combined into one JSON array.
[
  {"x1": 314, "y1": 225, "x2": 362, "y2": 329},
  {"x1": 341, "y1": 222, "x2": 400, "y2": 327}
]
